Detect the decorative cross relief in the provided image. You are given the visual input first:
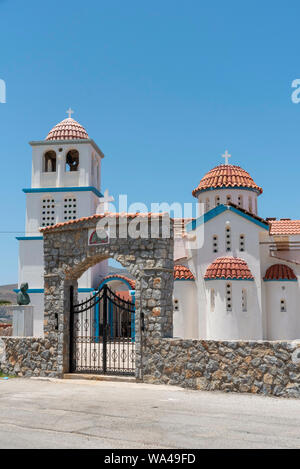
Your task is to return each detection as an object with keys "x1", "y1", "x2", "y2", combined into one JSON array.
[{"x1": 97, "y1": 189, "x2": 115, "y2": 214}]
